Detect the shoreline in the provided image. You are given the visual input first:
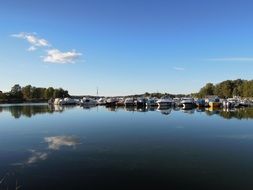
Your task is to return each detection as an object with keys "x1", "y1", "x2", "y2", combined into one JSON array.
[{"x1": 0, "y1": 99, "x2": 48, "y2": 104}]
